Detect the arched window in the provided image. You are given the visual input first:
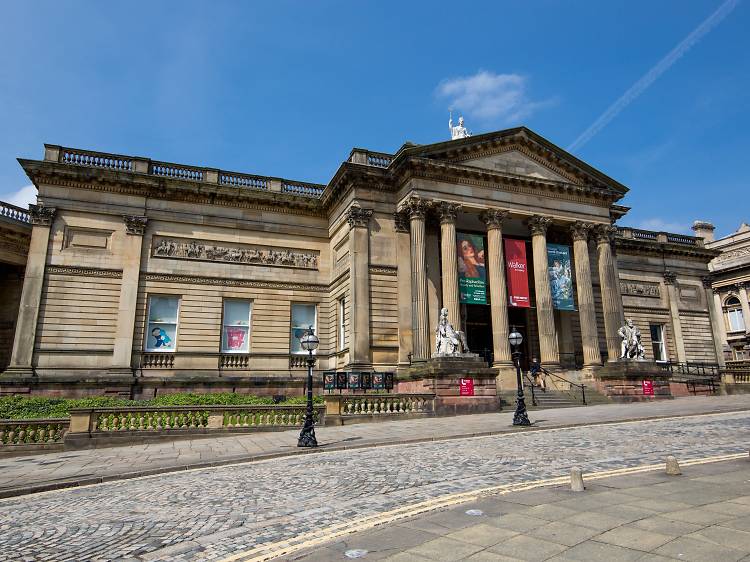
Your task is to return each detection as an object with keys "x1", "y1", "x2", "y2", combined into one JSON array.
[{"x1": 725, "y1": 296, "x2": 745, "y2": 333}]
